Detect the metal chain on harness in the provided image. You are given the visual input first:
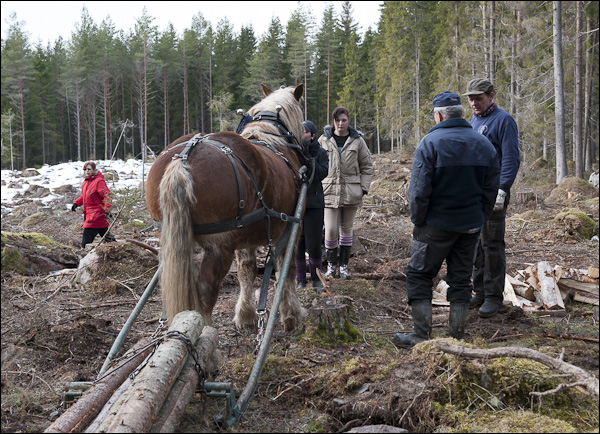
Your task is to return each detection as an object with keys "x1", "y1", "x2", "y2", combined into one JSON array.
[{"x1": 254, "y1": 310, "x2": 268, "y2": 355}]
